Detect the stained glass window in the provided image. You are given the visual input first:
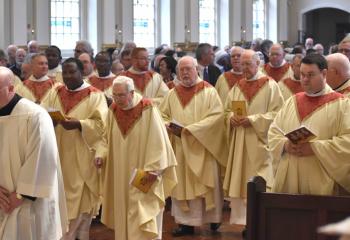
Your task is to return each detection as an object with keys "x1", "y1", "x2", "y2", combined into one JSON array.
[
  {"x1": 133, "y1": 0, "x2": 155, "y2": 48},
  {"x1": 50, "y1": 0, "x2": 80, "y2": 50},
  {"x1": 199, "y1": 0, "x2": 216, "y2": 44},
  {"x1": 253, "y1": 0, "x2": 266, "y2": 39}
]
